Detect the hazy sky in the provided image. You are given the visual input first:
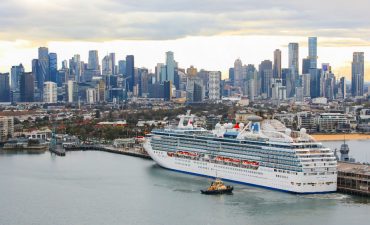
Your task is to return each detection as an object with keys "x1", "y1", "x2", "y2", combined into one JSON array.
[{"x1": 0, "y1": 0, "x2": 369, "y2": 80}]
